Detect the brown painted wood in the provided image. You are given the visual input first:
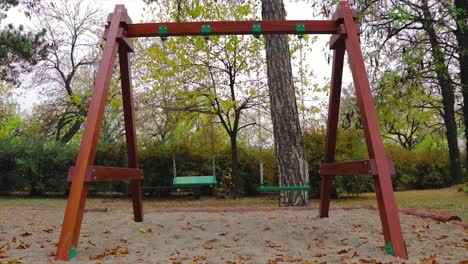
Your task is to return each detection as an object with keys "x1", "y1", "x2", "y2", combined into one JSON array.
[
  {"x1": 103, "y1": 28, "x2": 134, "y2": 52},
  {"x1": 67, "y1": 166, "x2": 143, "y2": 182},
  {"x1": 340, "y1": 1, "x2": 407, "y2": 259},
  {"x1": 320, "y1": 160, "x2": 373, "y2": 175},
  {"x1": 119, "y1": 45, "x2": 144, "y2": 222},
  {"x1": 319, "y1": 38, "x2": 345, "y2": 217},
  {"x1": 55, "y1": 5, "x2": 125, "y2": 261},
  {"x1": 54, "y1": 2, "x2": 408, "y2": 261},
  {"x1": 320, "y1": 159, "x2": 395, "y2": 176},
  {"x1": 125, "y1": 20, "x2": 338, "y2": 38}
]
